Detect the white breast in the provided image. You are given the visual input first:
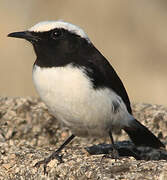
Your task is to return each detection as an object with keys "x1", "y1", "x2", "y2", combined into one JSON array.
[{"x1": 32, "y1": 64, "x2": 131, "y2": 137}]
